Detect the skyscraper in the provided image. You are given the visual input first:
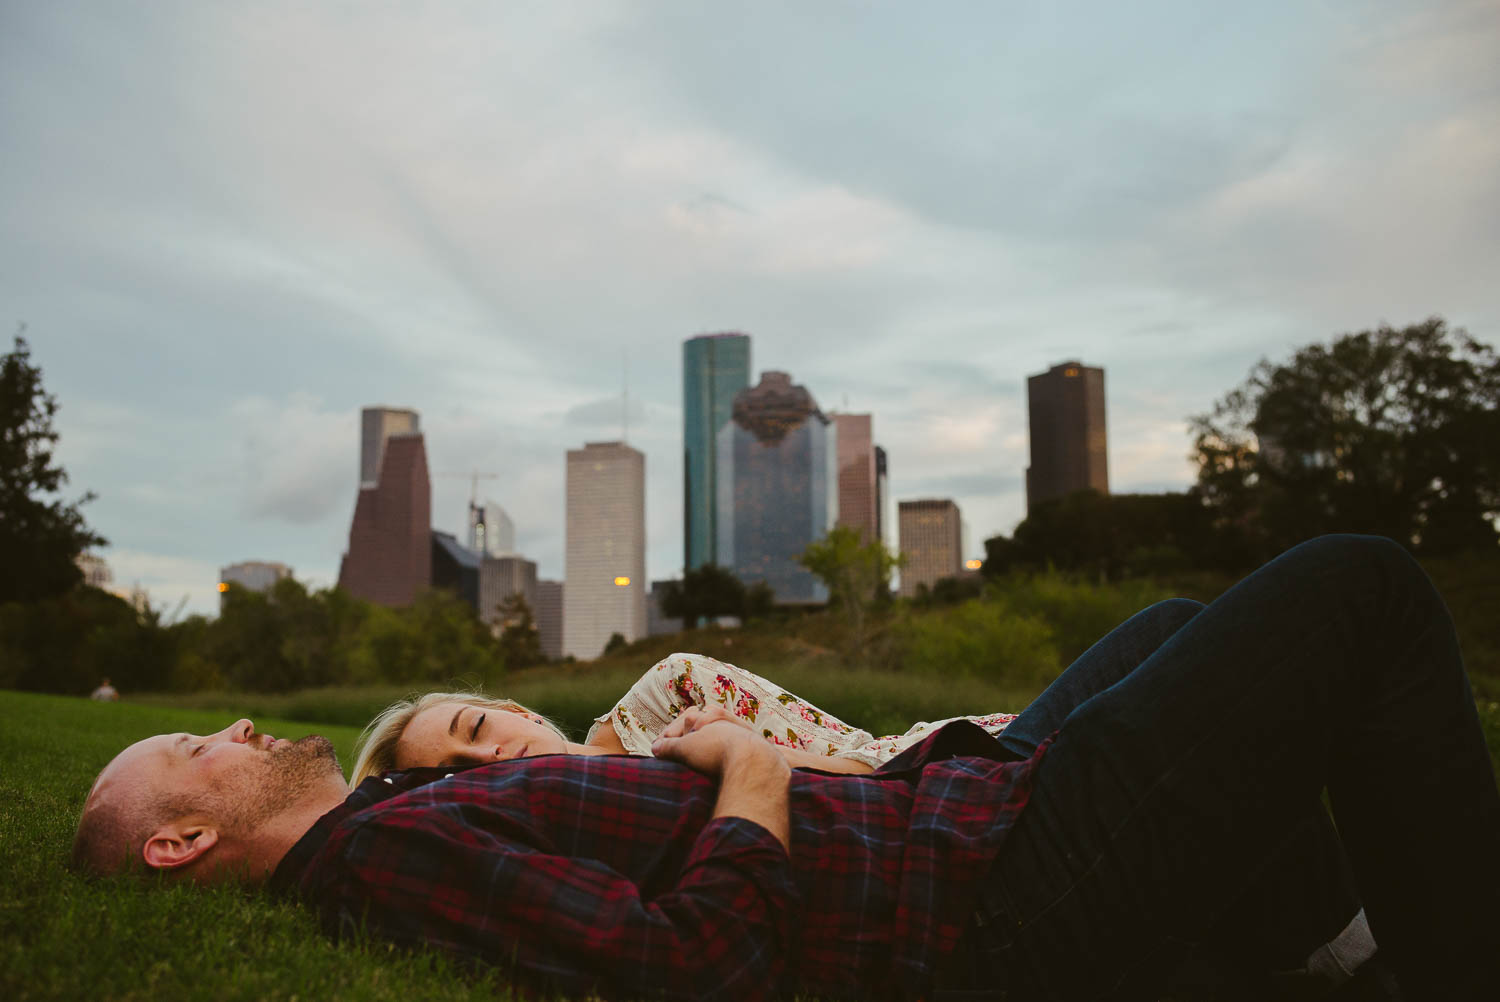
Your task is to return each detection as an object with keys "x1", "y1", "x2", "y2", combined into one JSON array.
[
  {"x1": 1026, "y1": 360, "x2": 1108, "y2": 512},
  {"x1": 467, "y1": 500, "x2": 515, "y2": 557},
  {"x1": 339, "y1": 429, "x2": 432, "y2": 607},
  {"x1": 564, "y1": 441, "x2": 647, "y2": 659},
  {"x1": 535, "y1": 579, "x2": 564, "y2": 661},
  {"x1": 833, "y1": 413, "x2": 877, "y2": 541},
  {"x1": 360, "y1": 407, "x2": 420, "y2": 489},
  {"x1": 717, "y1": 371, "x2": 838, "y2": 604},
  {"x1": 898, "y1": 499, "x2": 963, "y2": 598},
  {"x1": 874, "y1": 445, "x2": 889, "y2": 548},
  {"x1": 683, "y1": 333, "x2": 751, "y2": 571}
]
